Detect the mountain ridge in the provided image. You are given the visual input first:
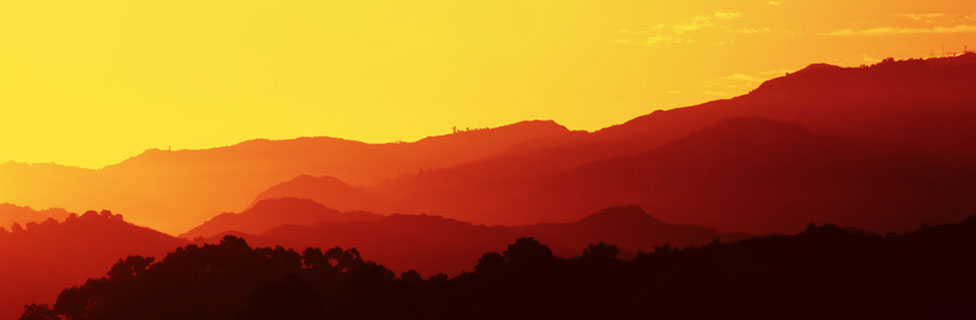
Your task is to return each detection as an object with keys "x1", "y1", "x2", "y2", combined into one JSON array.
[{"x1": 4, "y1": 54, "x2": 976, "y2": 234}]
